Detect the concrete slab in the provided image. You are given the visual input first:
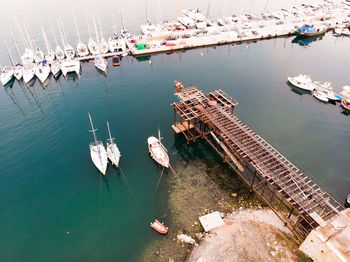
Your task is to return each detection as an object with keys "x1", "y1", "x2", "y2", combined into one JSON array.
[{"x1": 199, "y1": 211, "x2": 225, "y2": 232}]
